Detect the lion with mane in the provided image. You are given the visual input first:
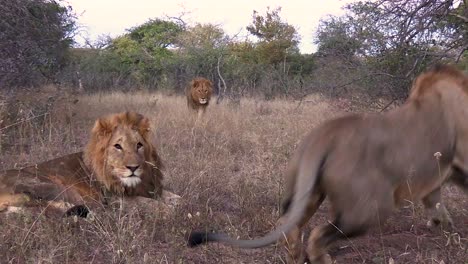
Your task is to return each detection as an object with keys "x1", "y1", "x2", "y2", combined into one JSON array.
[
  {"x1": 0, "y1": 111, "x2": 167, "y2": 216},
  {"x1": 186, "y1": 77, "x2": 213, "y2": 118},
  {"x1": 188, "y1": 65, "x2": 468, "y2": 263}
]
